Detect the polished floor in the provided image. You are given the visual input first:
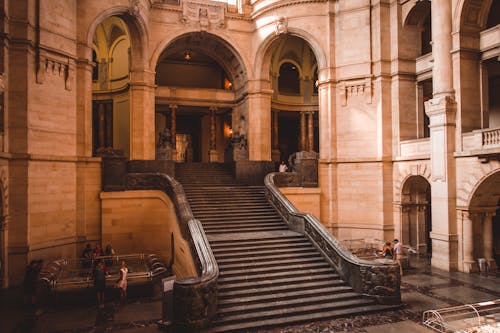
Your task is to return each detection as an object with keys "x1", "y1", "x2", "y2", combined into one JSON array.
[{"x1": 1, "y1": 256, "x2": 499, "y2": 333}]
